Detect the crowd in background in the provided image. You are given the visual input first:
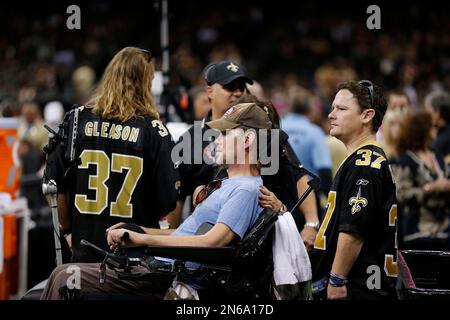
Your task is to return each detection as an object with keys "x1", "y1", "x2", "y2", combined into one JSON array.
[{"x1": 1, "y1": 1, "x2": 450, "y2": 272}]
